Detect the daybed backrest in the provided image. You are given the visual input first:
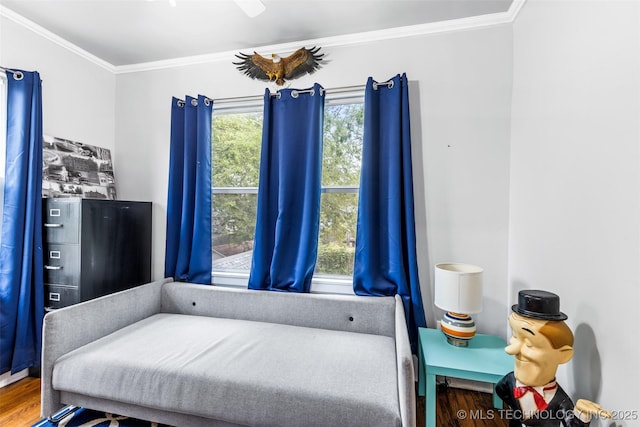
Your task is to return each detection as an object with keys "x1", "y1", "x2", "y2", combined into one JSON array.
[{"x1": 160, "y1": 282, "x2": 397, "y2": 338}]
